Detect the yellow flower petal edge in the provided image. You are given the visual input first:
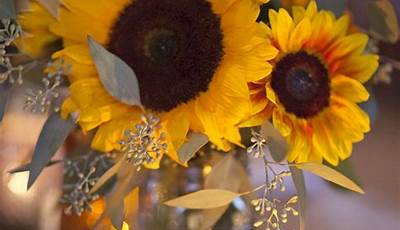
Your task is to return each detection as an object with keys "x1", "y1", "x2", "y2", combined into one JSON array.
[{"x1": 16, "y1": 0, "x2": 60, "y2": 58}]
